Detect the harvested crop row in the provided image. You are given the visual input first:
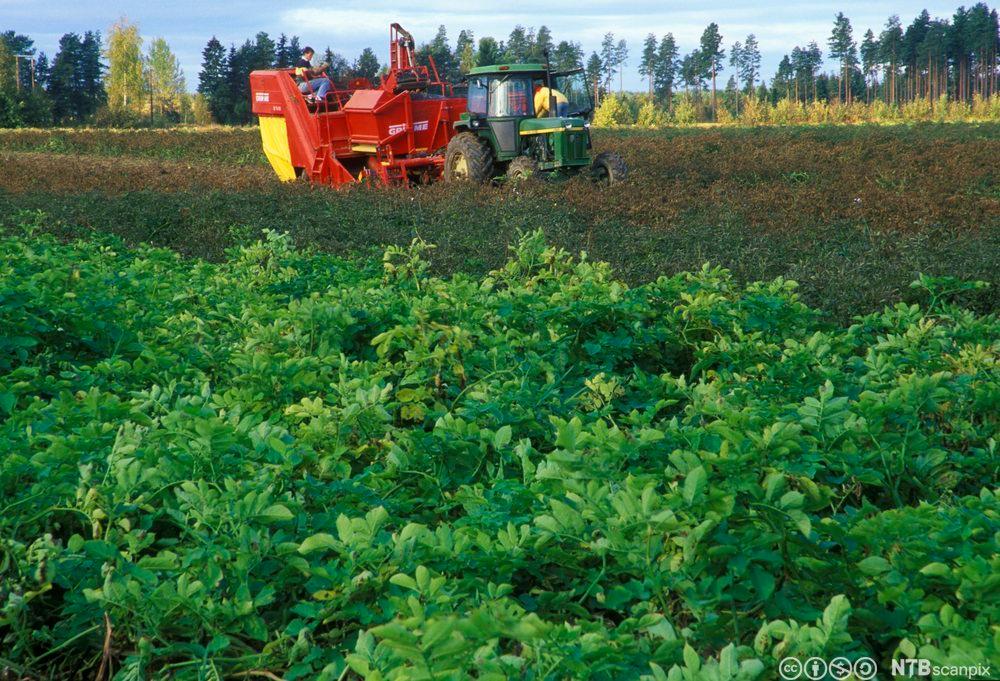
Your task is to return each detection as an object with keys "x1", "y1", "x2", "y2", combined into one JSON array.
[
  {"x1": 4, "y1": 125, "x2": 999, "y2": 235},
  {"x1": 0, "y1": 151, "x2": 278, "y2": 193},
  {"x1": 0, "y1": 126, "x2": 265, "y2": 165}
]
